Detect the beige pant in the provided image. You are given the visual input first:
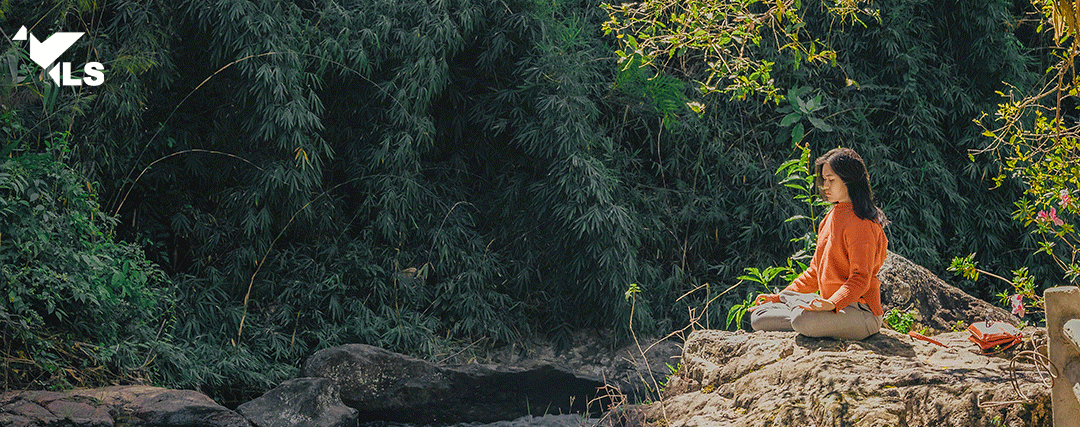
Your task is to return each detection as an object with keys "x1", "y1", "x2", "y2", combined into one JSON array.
[{"x1": 750, "y1": 290, "x2": 882, "y2": 340}]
